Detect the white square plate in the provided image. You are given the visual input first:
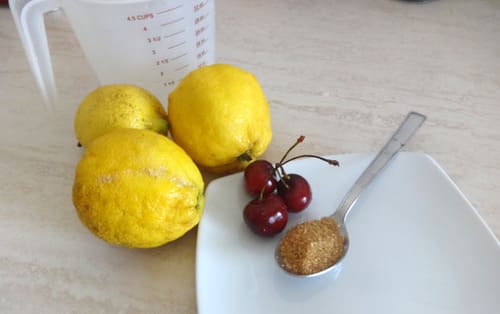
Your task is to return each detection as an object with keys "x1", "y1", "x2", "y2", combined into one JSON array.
[{"x1": 196, "y1": 153, "x2": 500, "y2": 314}]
